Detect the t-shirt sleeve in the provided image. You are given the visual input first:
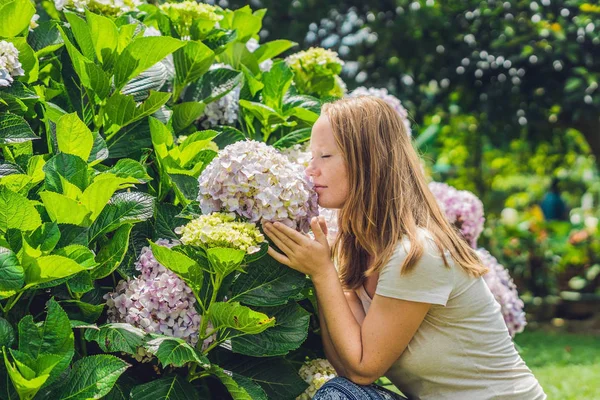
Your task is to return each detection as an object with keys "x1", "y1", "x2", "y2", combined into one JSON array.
[{"x1": 375, "y1": 238, "x2": 454, "y2": 306}]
